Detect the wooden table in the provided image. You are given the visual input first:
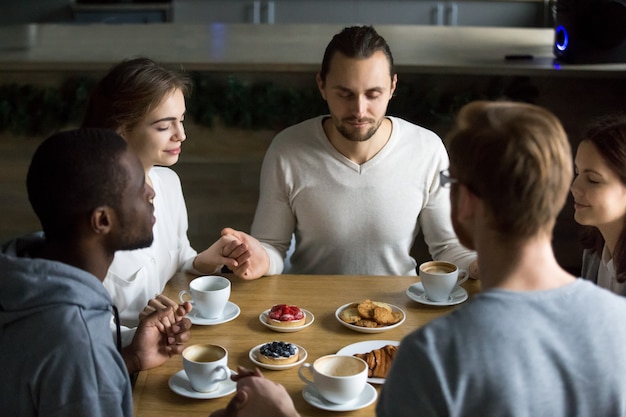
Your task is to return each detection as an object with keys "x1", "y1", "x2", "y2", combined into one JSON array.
[{"x1": 132, "y1": 273, "x2": 482, "y2": 416}]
